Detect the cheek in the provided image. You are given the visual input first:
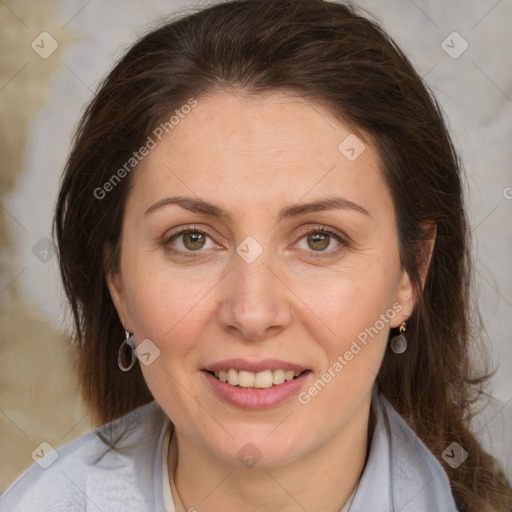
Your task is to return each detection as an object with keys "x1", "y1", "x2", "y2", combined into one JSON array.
[
  {"x1": 291, "y1": 259, "x2": 401, "y2": 408},
  {"x1": 120, "y1": 258, "x2": 215, "y2": 416},
  {"x1": 120, "y1": 242, "x2": 225, "y2": 352},
  {"x1": 126, "y1": 273, "x2": 210, "y2": 346},
  {"x1": 294, "y1": 276, "x2": 398, "y2": 415},
  {"x1": 295, "y1": 254, "x2": 400, "y2": 340}
]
